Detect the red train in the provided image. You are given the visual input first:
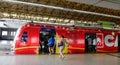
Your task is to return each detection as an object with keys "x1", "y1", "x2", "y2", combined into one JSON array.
[{"x1": 13, "y1": 22, "x2": 120, "y2": 54}]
